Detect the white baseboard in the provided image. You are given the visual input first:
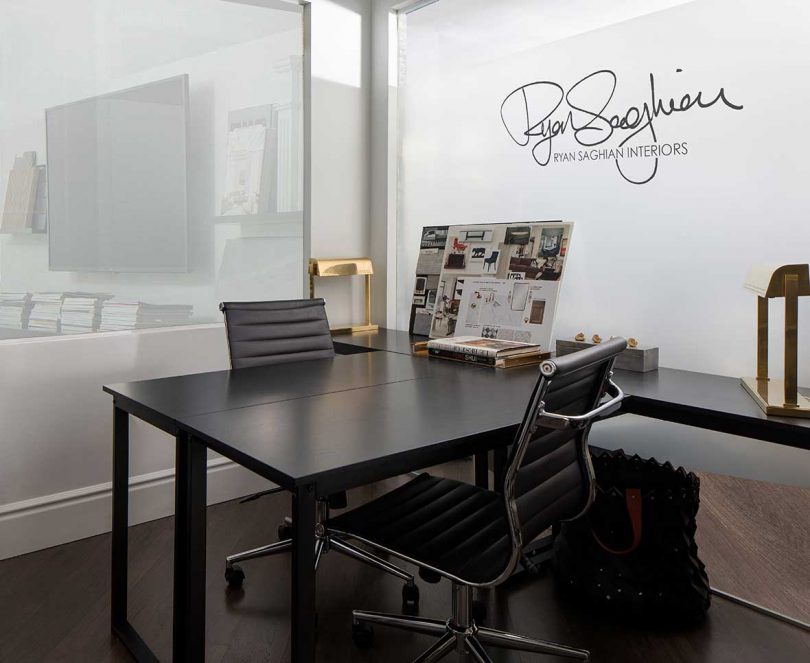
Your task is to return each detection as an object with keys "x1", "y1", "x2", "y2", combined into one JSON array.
[{"x1": 0, "y1": 459, "x2": 277, "y2": 561}]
